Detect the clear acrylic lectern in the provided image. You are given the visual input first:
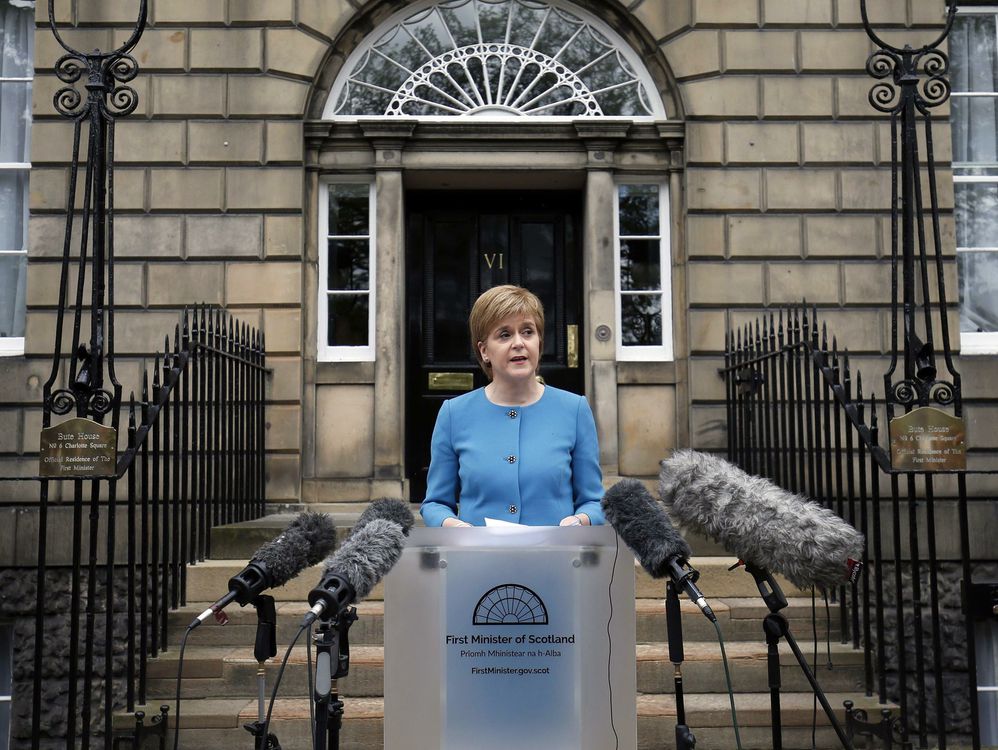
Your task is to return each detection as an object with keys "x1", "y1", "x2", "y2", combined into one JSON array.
[{"x1": 384, "y1": 525, "x2": 636, "y2": 750}]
